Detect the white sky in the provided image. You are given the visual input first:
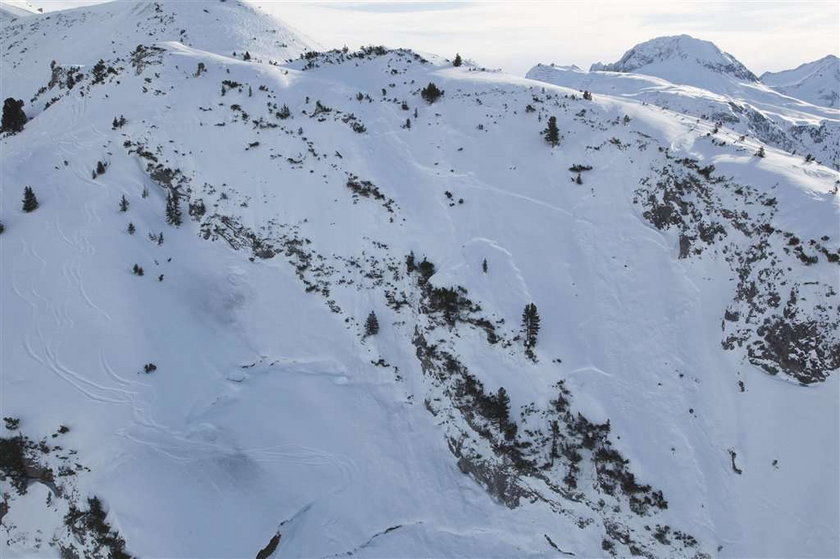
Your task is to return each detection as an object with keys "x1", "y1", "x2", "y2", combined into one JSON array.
[{"x1": 19, "y1": 0, "x2": 840, "y2": 76}]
